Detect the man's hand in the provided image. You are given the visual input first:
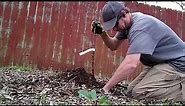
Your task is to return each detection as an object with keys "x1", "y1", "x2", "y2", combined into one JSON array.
[
  {"x1": 102, "y1": 86, "x2": 111, "y2": 94},
  {"x1": 91, "y1": 21, "x2": 103, "y2": 35},
  {"x1": 99, "y1": 88, "x2": 111, "y2": 96}
]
